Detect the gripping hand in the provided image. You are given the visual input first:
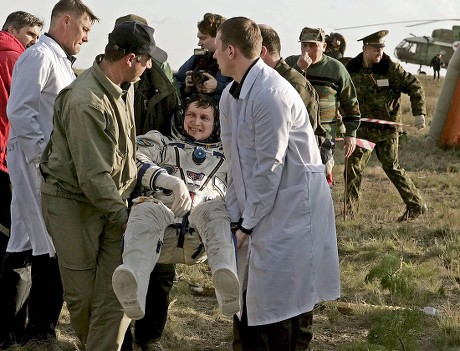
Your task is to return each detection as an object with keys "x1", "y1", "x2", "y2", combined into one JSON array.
[{"x1": 155, "y1": 173, "x2": 192, "y2": 217}]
